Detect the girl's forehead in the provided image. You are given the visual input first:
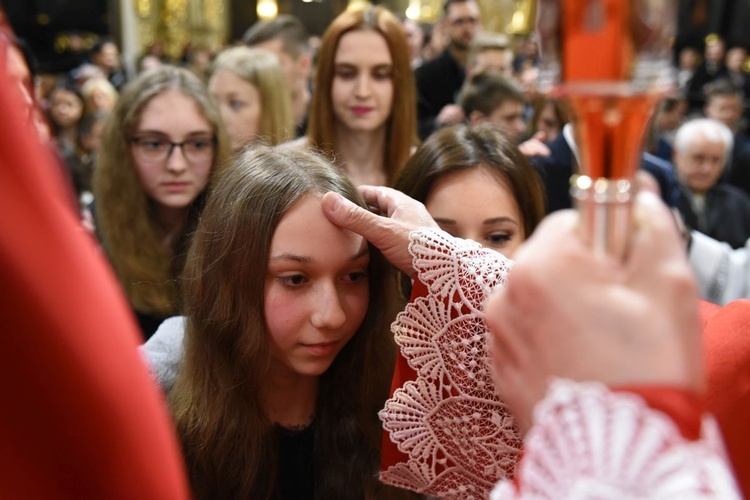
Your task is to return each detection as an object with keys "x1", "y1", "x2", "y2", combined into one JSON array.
[
  {"x1": 335, "y1": 30, "x2": 391, "y2": 62},
  {"x1": 270, "y1": 194, "x2": 367, "y2": 261}
]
